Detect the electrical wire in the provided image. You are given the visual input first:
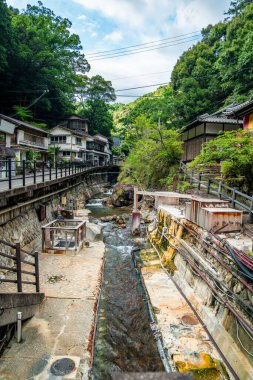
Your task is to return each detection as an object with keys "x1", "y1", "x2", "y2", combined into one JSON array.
[
  {"x1": 236, "y1": 319, "x2": 253, "y2": 357},
  {"x1": 88, "y1": 34, "x2": 201, "y2": 59},
  {"x1": 89, "y1": 36, "x2": 201, "y2": 61},
  {"x1": 111, "y1": 70, "x2": 172, "y2": 81},
  {"x1": 116, "y1": 82, "x2": 169, "y2": 92},
  {"x1": 86, "y1": 31, "x2": 201, "y2": 57}
]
